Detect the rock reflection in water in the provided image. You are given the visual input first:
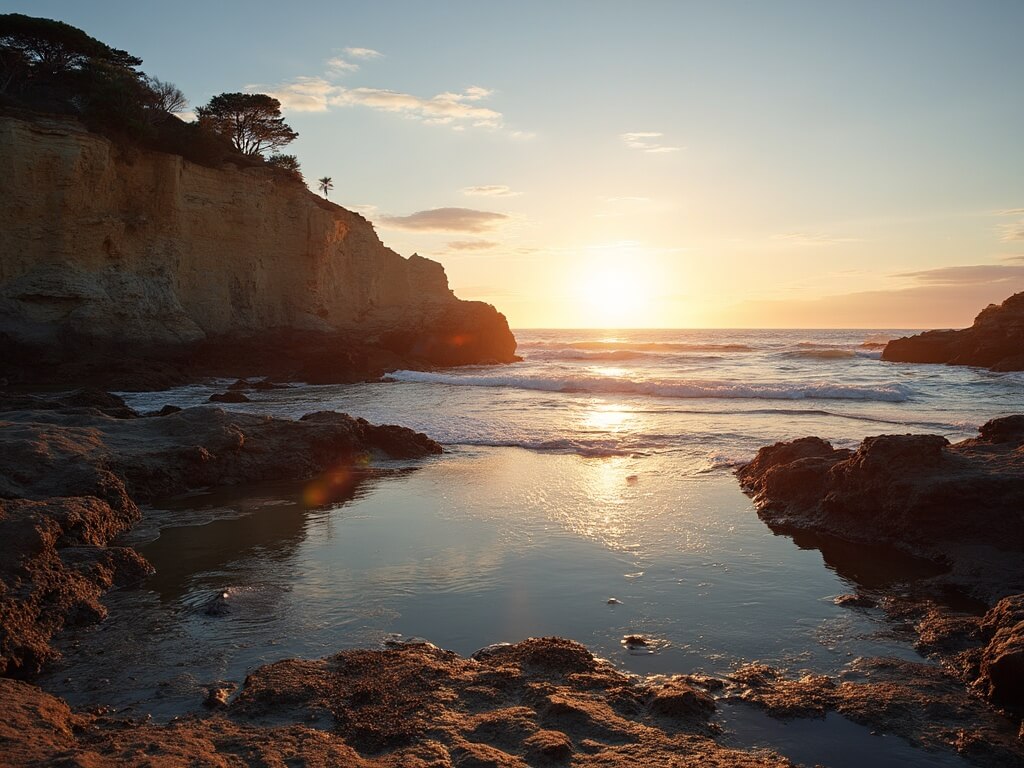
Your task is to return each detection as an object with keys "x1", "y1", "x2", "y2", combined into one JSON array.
[{"x1": 142, "y1": 469, "x2": 413, "y2": 604}]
